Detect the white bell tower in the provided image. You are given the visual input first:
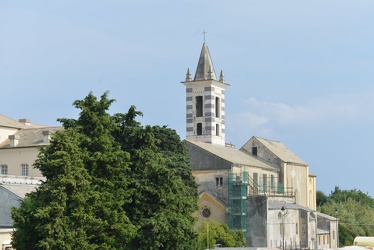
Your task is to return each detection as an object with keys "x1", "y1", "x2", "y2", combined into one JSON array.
[{"x1": 181, "y1": 43, "x2": 229, "y2": 145}]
